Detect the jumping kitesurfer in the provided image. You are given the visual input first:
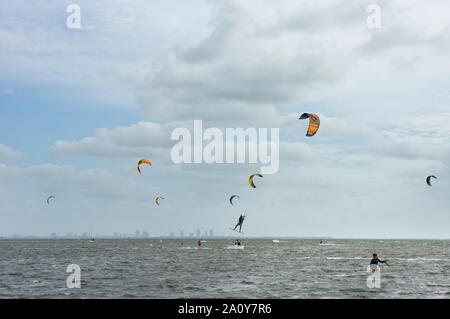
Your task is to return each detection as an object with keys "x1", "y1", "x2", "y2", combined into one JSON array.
[{"x1": 233, "y1": 214, "x2": 246, "y2": 232}]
